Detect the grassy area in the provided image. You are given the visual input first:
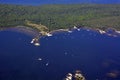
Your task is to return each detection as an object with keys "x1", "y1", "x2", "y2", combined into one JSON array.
[{"x1": 0, "y1": 4, "x2": 120, "y2": 30}]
